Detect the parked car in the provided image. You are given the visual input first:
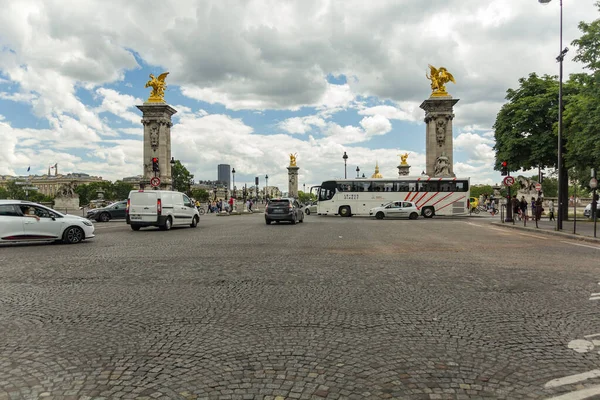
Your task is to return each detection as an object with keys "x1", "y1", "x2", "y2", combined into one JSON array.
[
  {"x1": 304, "y1": 201, "x2": 318, "y2": 215},
  {"x1": 0, "y1": 200, "x2": 95, "y2": 244},
  {"x1": 265, "y1": 198, "x2": 304, "y2": 225},
  {"x1": 87, "y1": 200, "x2": 127, "y2": 222},
  {"x1": 584, "y1": 203, "x2": 596, "y2": 219},
  {"x1": 369, "y1": 201, "x2": 420, "y2": 220},
  {"x1": 127, "y1": 190, "x2": 199, "y2": 231}
]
